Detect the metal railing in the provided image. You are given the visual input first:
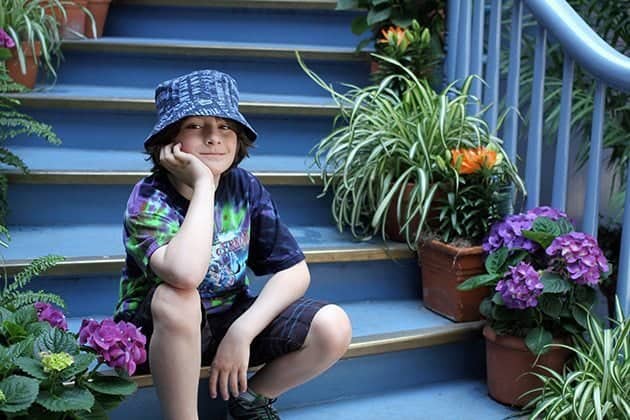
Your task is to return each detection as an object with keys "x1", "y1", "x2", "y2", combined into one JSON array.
[{"x1": 445, "y1": 0, "x2": 630, "y2": 313}]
